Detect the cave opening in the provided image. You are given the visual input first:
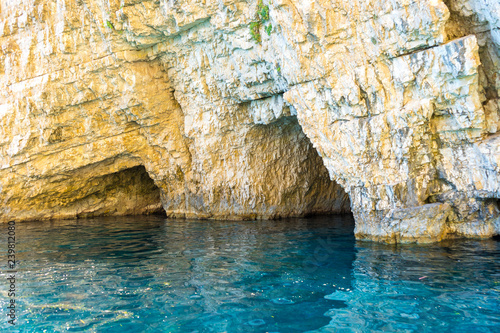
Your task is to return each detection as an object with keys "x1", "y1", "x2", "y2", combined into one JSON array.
[
  {"x1": 75, "y1": 165, "x2": 166, "y2": 219},
  {"x1": 297, "y1": 122, "x2": 352, "y2": 219},
  {"x1": 285, "y1": 116, "x2": 353, "y2": 220},
  {"x1": 242, "y1": 110, "x2": 353, "y2": 221}
]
